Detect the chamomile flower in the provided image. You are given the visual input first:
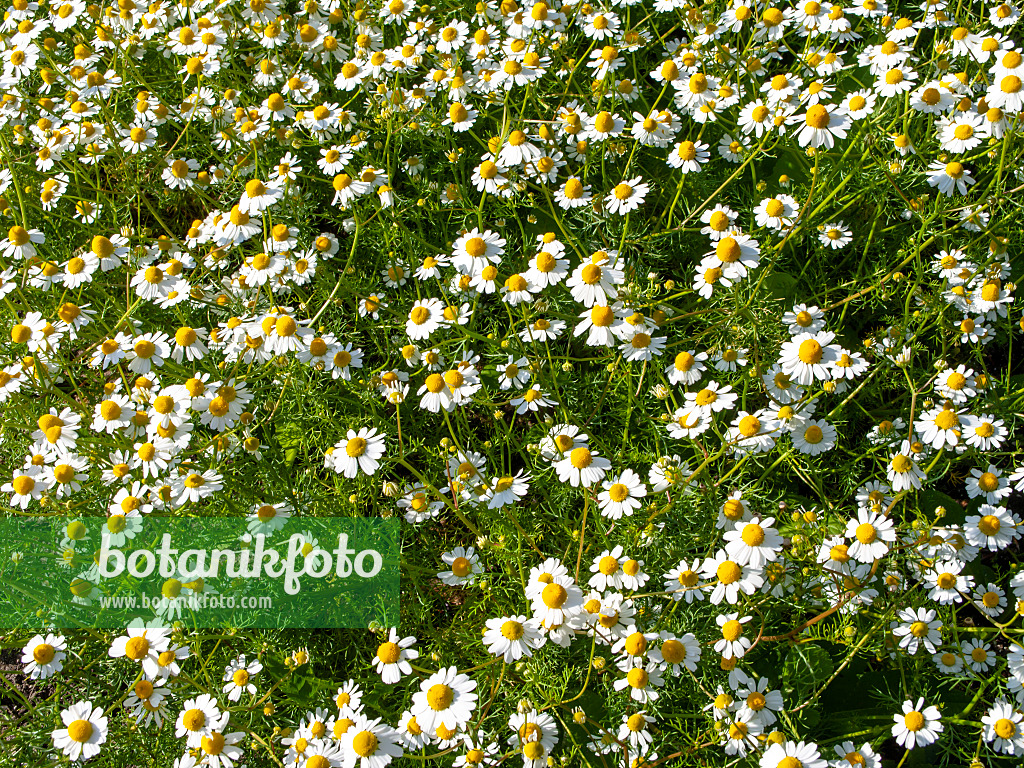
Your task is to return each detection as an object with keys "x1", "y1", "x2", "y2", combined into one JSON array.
[
  {"x1": 597, "y1": 470, "x2": 647, "y2": 519},
  {"x1": 339, "y1": 713, "x2": 403, "y2": 767},
  {"x1": 974, "y1": 582, "x2": 1008, "y2": 616},
  {"x1": 667, "y1": 139, "x2": 710, "y2": 172},
  {"x1": 892, "y1": 607, "x2": 943, "y2": 654},
  {"x1": 486, "y1": 471, "x2": 531, "y2": 509},
  {"x1": 892, "y1": 698, "x2": 943, "y2": 749},
  {"x1": 604, "y1": 177, "x2": 649, "y2": 215},
  {"x1": 964, "y1": 414, "x2": 1007, "y2": 450},
  {"x1": 792, "y1": 419, "x2": 837, "y2": 455},
  {"x1": 666, "y1": 350, "x2": 708, "y2": 386},
  {"x1": 483, "y1": 616, "x2": 544, "y2": 662},
  {"x1": 703, "y1": 551, "x2": 763, "y2": 604},
  {"x1": 965, "y1": 505, "x2": 1020, "y2": 550},
  {"x1": 406, "y1": 298, "x2": 445, "y2": 340},
  {"x1": 966, "y1": 465, "x2": 1011, "y2": 504},
  {"x1": 663, "y1": 560, "x2": 705, "y2": 603},
  {"x1": 553, "y1": 177, "x2": 592, "y2": 209},
  {"x1": 52, "y1": 701, "x2": 108, "y2": 762},
  {"x1": 934, "y1": 649, "x2": 964, "y2": 675},
  {"x1": 818, "y1": 222, "x2": 853, "y2": 249},
  {"x1": 531, "y1": 576, "x2": 584, "y2": 626},
  {"x1": 331, "y1": 428, "x2": 386, "y2": 479},
  {"x1": 438, "y1": 547, "x2": 483, "y2": 585},
  {"x1": 222, "y1": 655, "x2": 262, "y2": 702},
  {"x1": 175, "y1": 694, "x2": 225, "y2": 749},
  {"x1": 723, "y1": 517, "x2": 783, "y2": 567},
  {"x1": 962, "y1": 638, "x2": 996, "y2": 674},
  {"x1": 451, "y1": 228, "x2": 505, "y2": 275},
  {"x1": 924, "y1": 559, "x2": 973, "y2": 604},
  {"x1": 553, "y1": 445, "x2": 612, "y2": 487},
  {"x1": 760, "y1": 741, "x2": 826, "y2": 768},
  {"x1": 845, "y1": 509, "x2": 896, "y2": 562},
  {"x1": 927, "y1": 159, "x2": 976, "y2": 196},
  {"x1": 410, "y1": 667, "x2": 477, "y2": 736},
  {"x1": 887, "y1": 441, "x2": 927, "y2": 492},
  {"x1": 612, "y1": 660, "x2": 664, "y2": 703},
  {"x1": 373, "y1": 629, "x2": 419, "y2": 685},
  {"x1": 21, "y1": 633, "x2": 67, "y2": 679},
  {"x1": 700, "y1": 207, "x2": 739, "y2": 241},
  {"x1": 715, "y1": 613, "x2": 753, "y2": 659},
  {"x1": 982, "y1": 699, "x2": 1024, "y2": 755}
]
